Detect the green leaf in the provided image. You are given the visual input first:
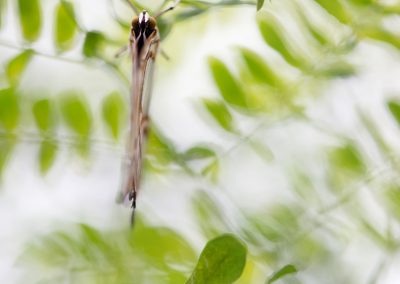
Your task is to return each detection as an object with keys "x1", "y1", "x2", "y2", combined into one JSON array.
[
  {"x1": 387, "y1": 100, "x2": 400, "y2": 126},
  {"x1": 257, "y1": 15, "x2": 306, "y2": 69},
  {"x1": 257, "y1": 0, "x2": 265, "y2": 11},
  {"x1": 239, "y1": 48, "x2": 284, "y2": 88},
  {"x1": 54, "y1": 2, "x2": 77, "y2": 51},
  {"x1": 267, "y1": 264, "x2": 297, "y2": 284},
  {"x1": 313, "y1": 0, "x2": 350, "y2": 24},
  {"x1": 186, "y1": 234, "x2": 247, "y2": 284},
  {"x1": 201, "y1": 158, "x2": 219, "y2": 183},
  {"x1": 38, "y1": 140, "x2": 57, "y2": 175},
  {"x1": 101, "y1": 92, "x2": 126, "y2": 140},
  {"x1": 0, "y1": 138, "x2": 15, "y2": 178},
  {"x1": 202, "y1": 98, "x2": 235, "y2": 132},
  {"x1": 0, "y1": 0, "x2": 6, "y2": 29},
  {"x1": 183, "y1": 146, "x2": 215, "y2": 161},
  {"x1": 0, "y1": 88, "x2": 19, "y2": 131},
  {"x1": 17, "y1": 0, "x2": 42, "y2": 41},
  {"x1": 329, "y1": 143, "x2": 364, "y2": 174},
  {"x1": 83, "y1": 31, "x2": 105, "y2": 58},
  {"x1": 6, "y1": 49, "x2": 34, "y2": 86},
  {"x1": 60, "y1": 93, "x2": 92, "y2": 149},
  {"x1": 32, "y1": 99, "x2": 54, "y2": 133},
  {"x1": 208, "y1": 57, "x2": 248, "y2": 109}
]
